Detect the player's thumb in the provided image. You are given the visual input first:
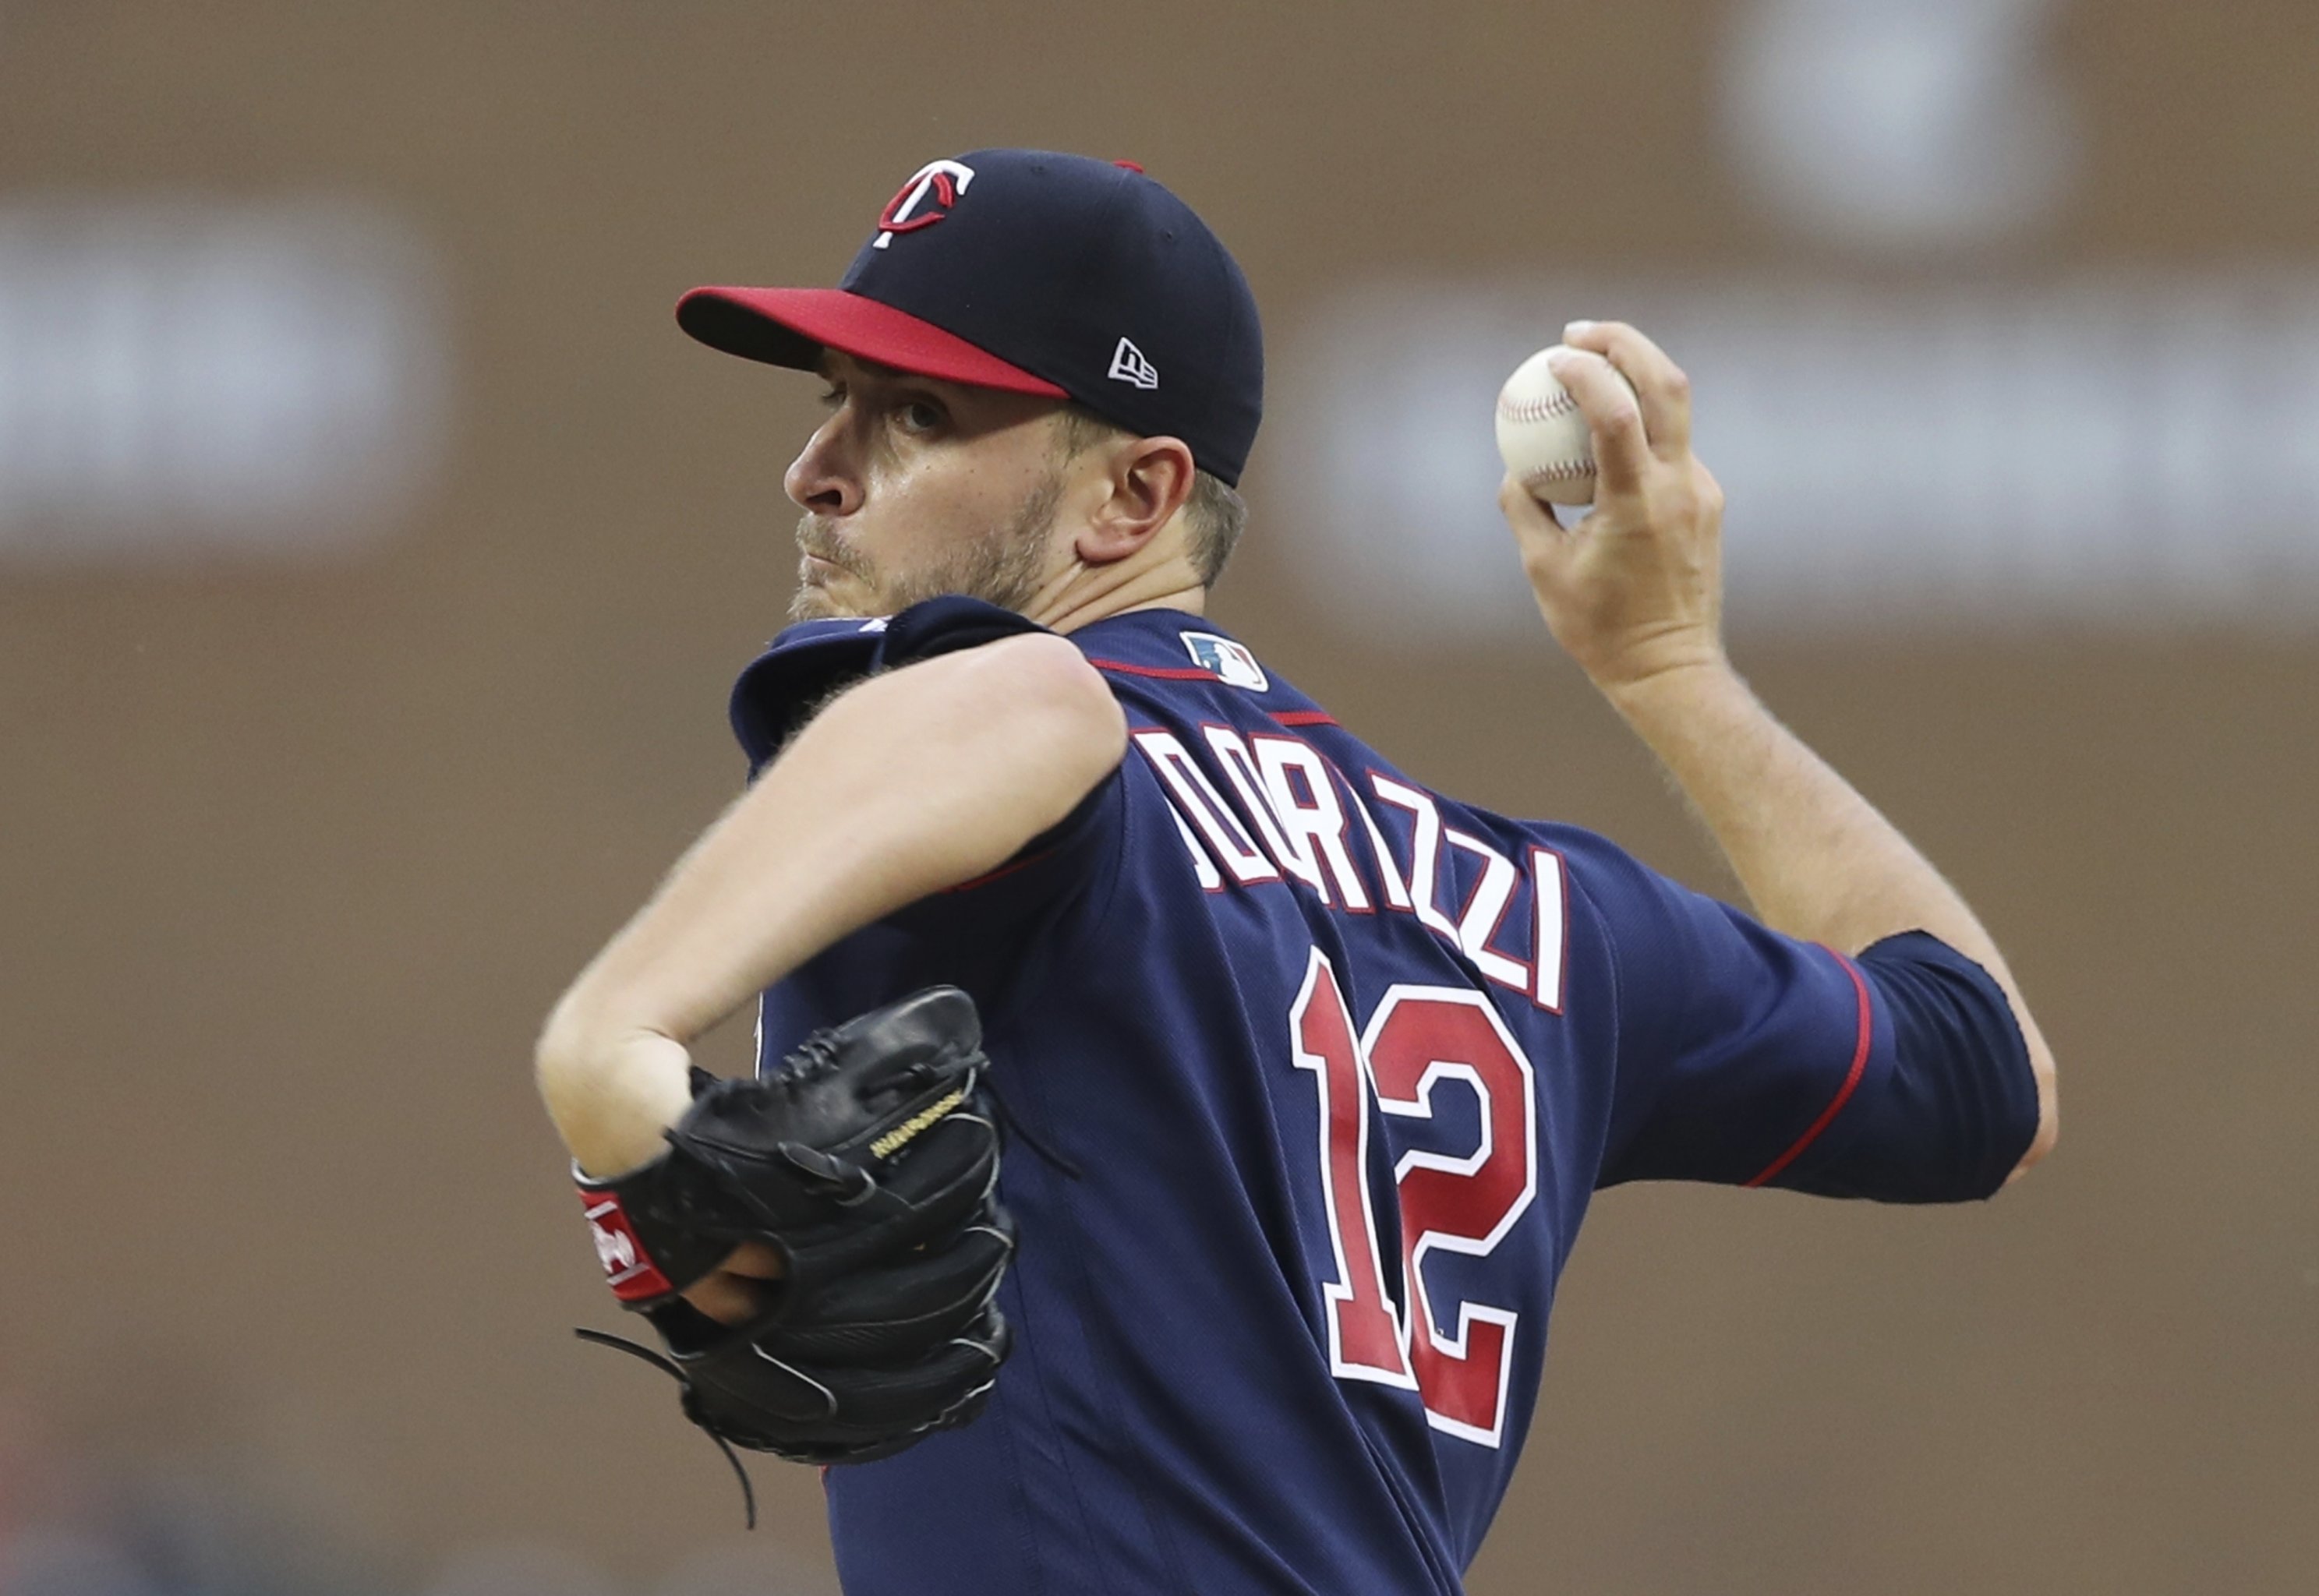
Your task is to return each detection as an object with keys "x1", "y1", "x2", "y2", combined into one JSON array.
[
  {"x1": 1497, "y1": 475, "x2": 1576, "y2": 585},
  {"x1": 1497, "y1": 474, "x2": 1565, "y2": 539}
]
